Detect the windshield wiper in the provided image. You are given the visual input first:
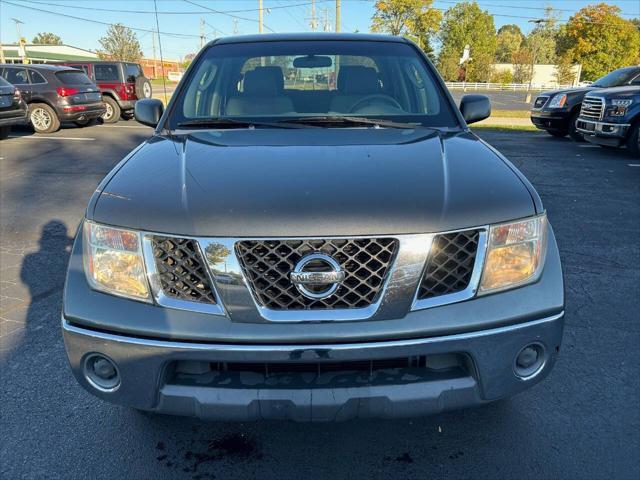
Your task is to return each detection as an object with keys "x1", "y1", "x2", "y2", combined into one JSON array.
[
  {"x1": 176, "y1": 118, "x2": 308, "y2": 129},
  {"x1": 280, "y1": 116, "x2": 423, "y2": 129}
]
